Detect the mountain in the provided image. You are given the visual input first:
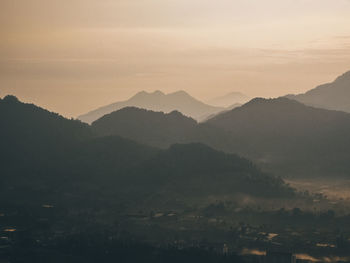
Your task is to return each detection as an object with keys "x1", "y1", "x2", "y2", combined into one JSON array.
[
  {"x1": 92, "y1": 107, "x2": 197, "y2": 148},
  {"x1": 207, "y1": 92, "x2": 250, "y2": 107},
  {"x1": 90, "y1": 97, "x2": 350, "y2": 177},
  {"x1": 0, "y1": 95, "x2": 295, "y2": 205},
  {"x1": 201, "y1": 103, "x2": 242, "y2": 122},
  {"x1": 78, "y1": 90, "x2": 224, "y2": 124},
  {"x1": 88, "y1": 95, "x2": 350, "y2": 177},
  {"x1": 205, "y1": 97, "x2": 350, "y2": 177},
  {"x1": 286, "y1": 70, "x2": 350, "y2": 113},
  {"x1": 91, "y1": 106, "x2": 232, "y2": 151},
  {"x1": 0, "y1": 95, "x2": 92, "y2": 176},
  {"x1": 0, "y1": 95, "x2": 158, "y2": 196},
  {"x1": 131, "y1": 143, "x2": 295, "y2": 198}
]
